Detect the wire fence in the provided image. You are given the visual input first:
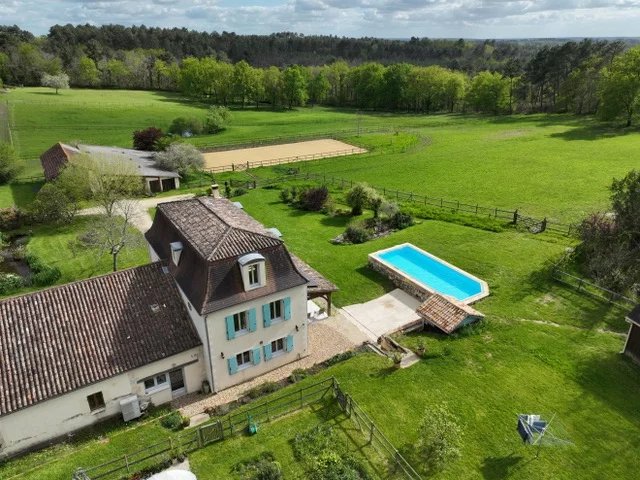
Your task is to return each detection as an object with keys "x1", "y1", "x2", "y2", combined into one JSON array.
[
  {"x1": 73, "y1": 378, "x2": 334, "y2": 480},
  {"x1": 552, "y1": 268, "x2": 637, "y2": 308},
  {"x1": 334, "y1": 381, "x2": 423, "y2": 480},
  {"x1": 72, "y1": 377, "x2": 420, "y2": 480},
  {"x1": 281, "y1": 172, "x2": 576, "y2": 236}
]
